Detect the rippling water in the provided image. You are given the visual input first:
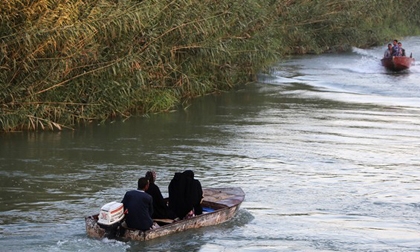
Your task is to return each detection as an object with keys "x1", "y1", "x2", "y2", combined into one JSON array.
[{"x1": 1, "y1": 37, "x2": 420, "y2": 251}]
